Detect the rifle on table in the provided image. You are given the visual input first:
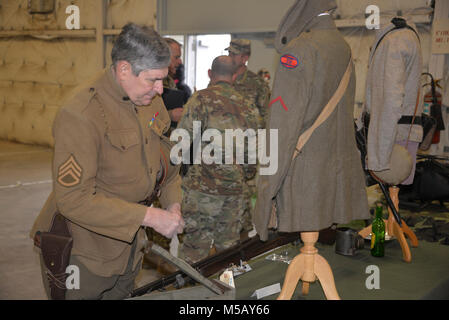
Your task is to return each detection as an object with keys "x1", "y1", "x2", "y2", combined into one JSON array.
[{"x1": 131, "y1": 231, "x2": 299, "y2": 297}]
